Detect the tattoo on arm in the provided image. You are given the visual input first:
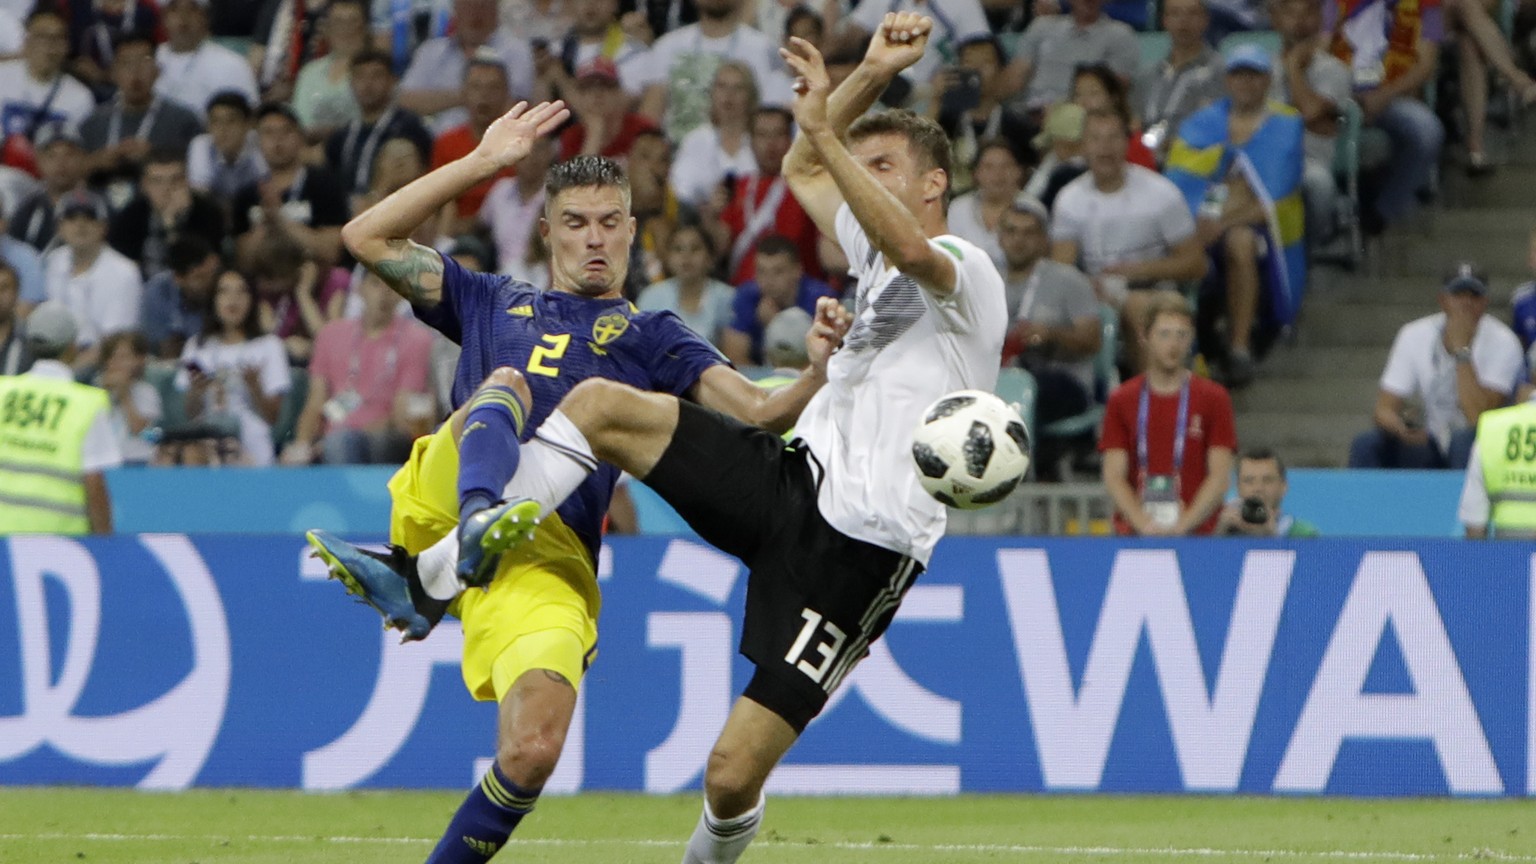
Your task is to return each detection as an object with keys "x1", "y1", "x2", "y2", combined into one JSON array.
[{"x1": 371, "y1": 239, "x2": 444, "y2": 306}]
